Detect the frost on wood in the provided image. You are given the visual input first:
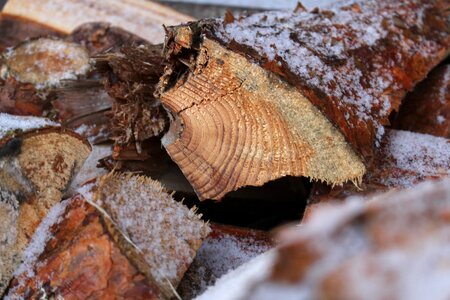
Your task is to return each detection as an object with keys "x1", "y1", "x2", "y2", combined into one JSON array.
[
  {"x1": 93, "y1": 172, "x2": 211, "y2": 295},
  {"x1": 178, "y1": 224, "x2": 273, "y2": 299},
  {"x1": 307, "y1": 129, "x2": 450, "y2": 208},
  {"x1": 394, "y1": 64, "x2": 450, "y2": 138},
  {"x1": 0, "y1": 114, "x2": 90, "y2": 297},
  {"x1": 0, "y1": 113, "x2": 57, "y2": 140},
  {"x1": 1, "y1": 37, "x2": 91, "y2": 89},
  {"x1": 158, "y1": 0, "x2": 449, "y2": 200},
  {"x1": 195, "y1": 251, "x2": 276, "y2": 300},
  {"x1": 211, "y1": 0, "x2": 449, "y2": 158},
  {"x1": 6, "y1": 195, "x2": 161, "y2": 299},
  {"x1": 208, "y1": 179, "x2": 450, "y2": 300}
]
